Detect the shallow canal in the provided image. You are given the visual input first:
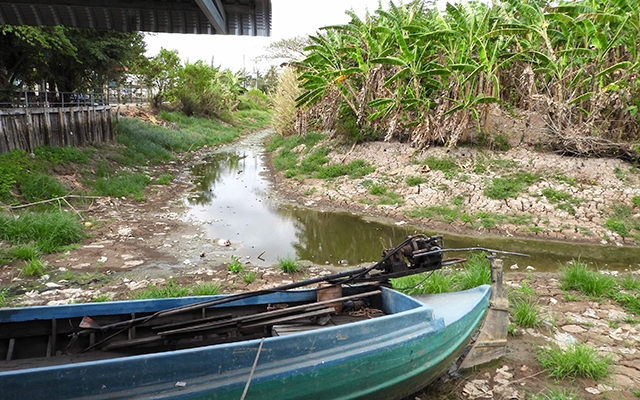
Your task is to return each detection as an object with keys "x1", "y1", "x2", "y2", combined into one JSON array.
[{"x1": 185, "y1": 146, "x2": 640, "y2": 273}]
